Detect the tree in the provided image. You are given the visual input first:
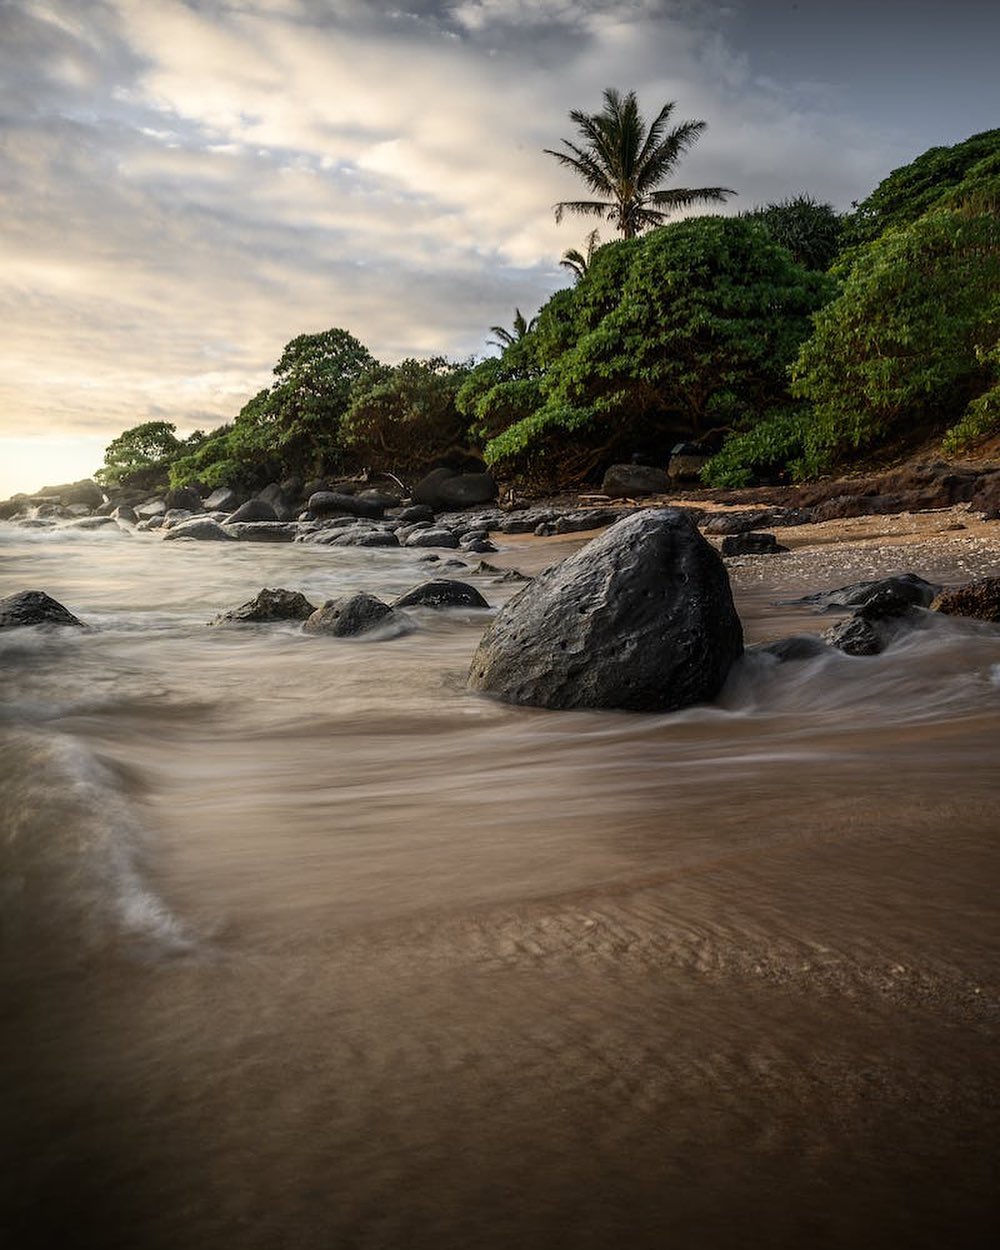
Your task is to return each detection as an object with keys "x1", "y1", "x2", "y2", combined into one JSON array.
[
  {"x1": 842, "y1": 128, "x2": 1000, "y2": 247},
  {"x1": 483, "y1": 216, "x2": 832, "y2": 482},
  {"x1": 791, "y1": 173, "x2": 1000, "y2": 475},
  {"x1": 545, "y1": 88, "x2": 734, "y2": 240},
  {"x1": 743, "y1": 195, "x2": 844, "y2": 271},
  {"x1": 559, "y1": 229, "x2": 602, "y2": 282},
  {"x1": 97, "y1": 420, "x2": 181, "y2": 486},
  {"x1": 340, "y1": 357, "x2": 473, "y2": 474},
  {"x1": 487, "y1": 309, "x2": 537, "y2": 351}
]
